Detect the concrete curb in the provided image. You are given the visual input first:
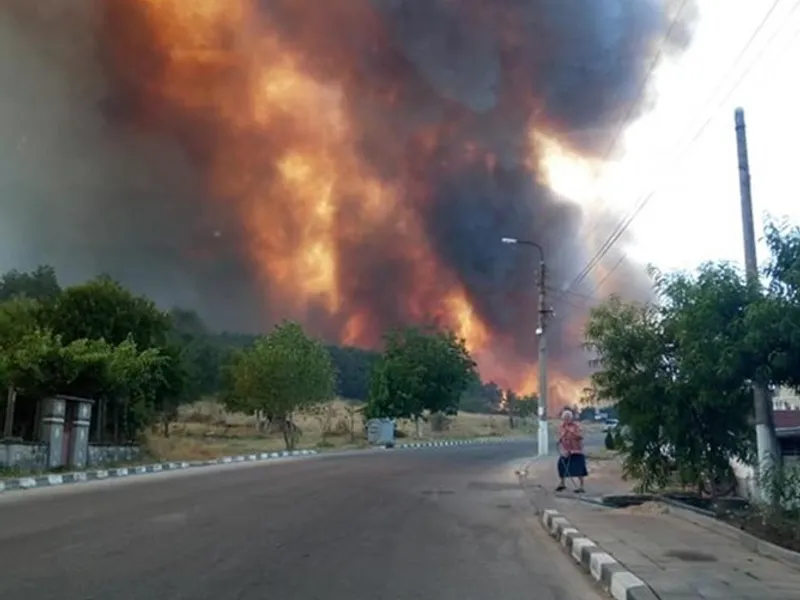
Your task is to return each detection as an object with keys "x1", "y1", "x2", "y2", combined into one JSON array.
[
  {"x1": 0, "y1": 437, "x2": 511, "y2": 495},
  {"x1": 394, "y1": 438, "x2": 498, "y2": 450},
  {"x1": 540, "y1": 509, "x2": 659, "y2": 600},
  {"x1": 0, "y1": 449, "x2": 319, "y2": 495}
]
